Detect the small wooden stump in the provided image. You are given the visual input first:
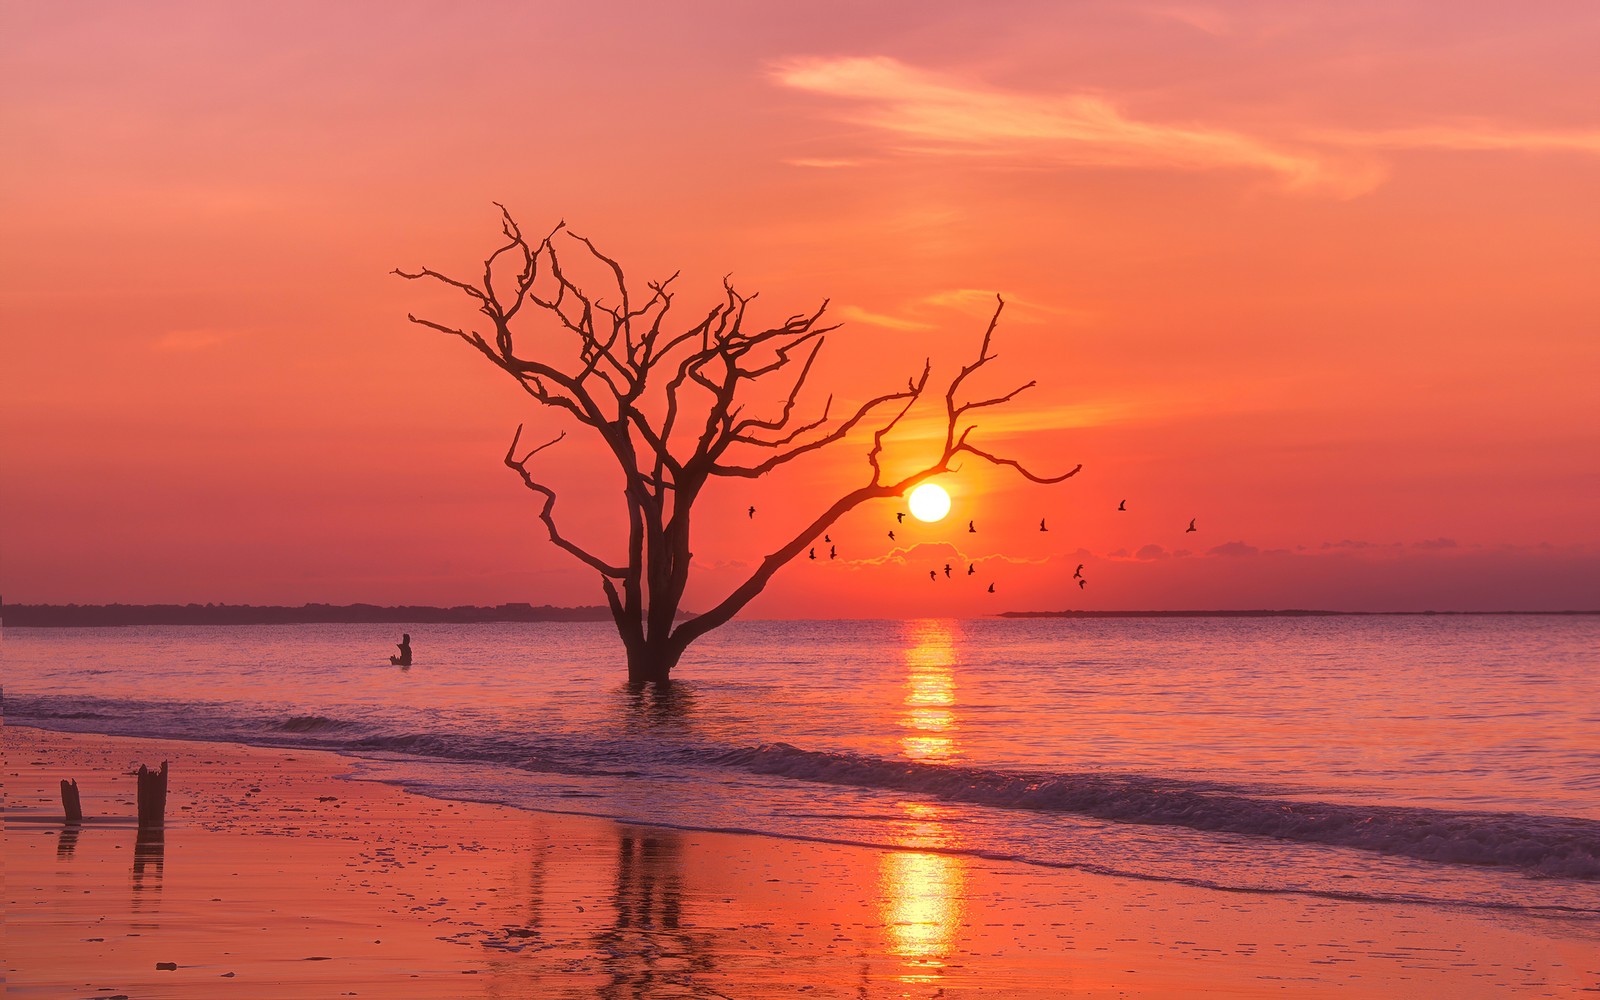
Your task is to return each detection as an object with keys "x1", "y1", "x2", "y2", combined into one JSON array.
[
  {"x1": 60, "y1": 778, "x2": 83, "y2": 824},
  {"x1": 136, "y1": 761, "x2": 169, "y2": 829}
]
